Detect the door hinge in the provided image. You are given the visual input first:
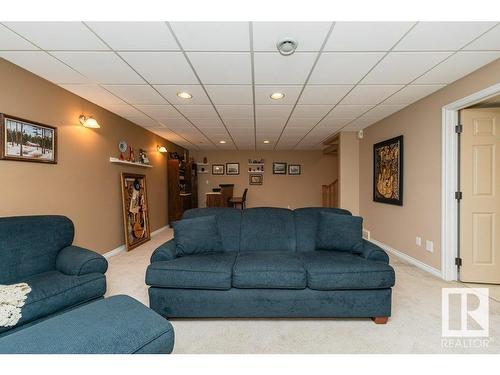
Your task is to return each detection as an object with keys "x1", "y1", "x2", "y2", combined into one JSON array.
[
  {"x1": 455, "y1": 124, "x2": 463, "y2": 134},
  {"x1": 455, "y1": 257, "x2": 462, "y2": 267},
  {"x1": 455, "y1": 191, "x2": 463, "y2": 200}
]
